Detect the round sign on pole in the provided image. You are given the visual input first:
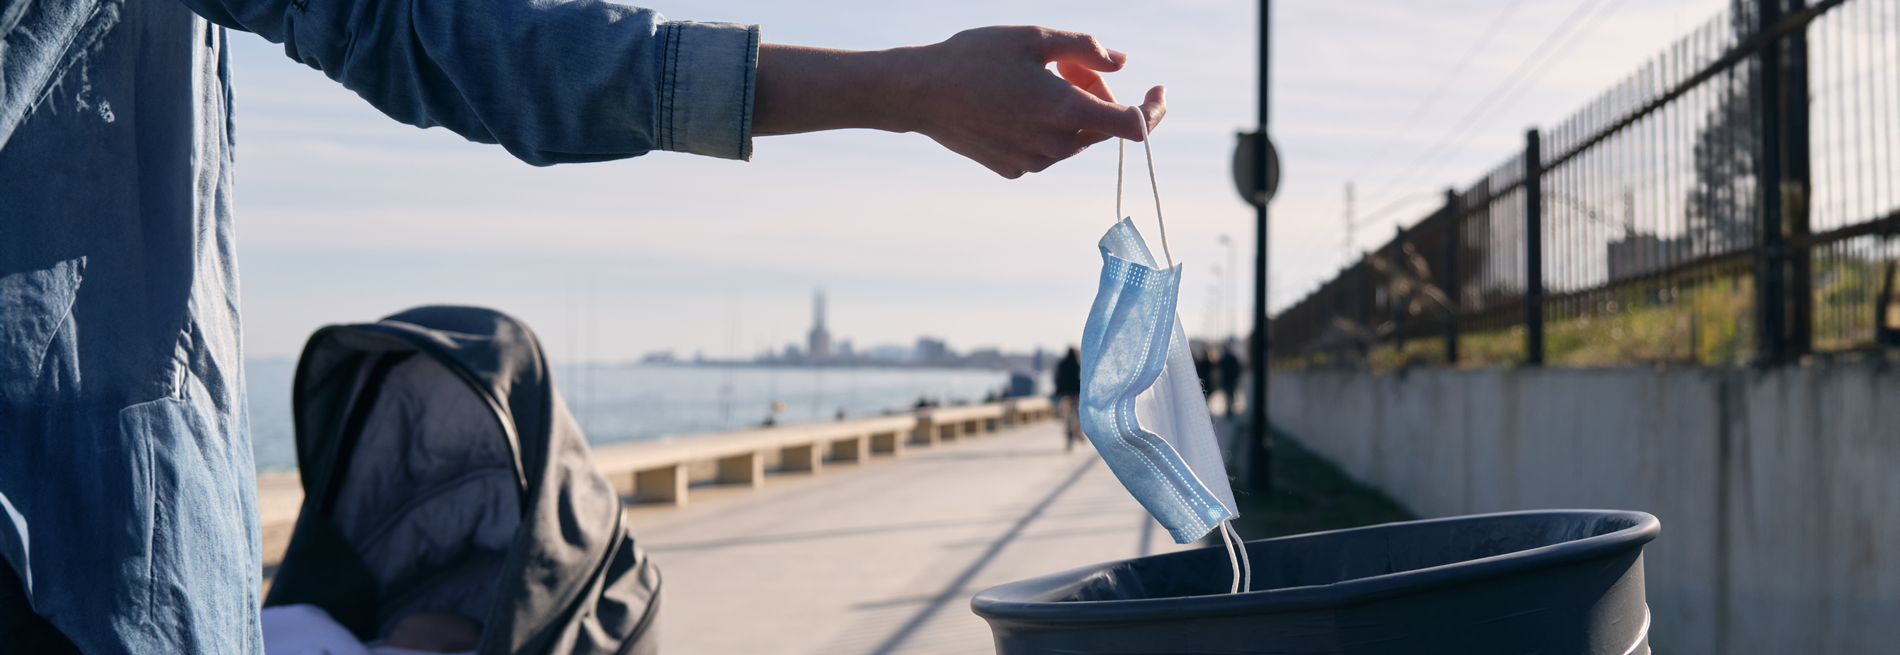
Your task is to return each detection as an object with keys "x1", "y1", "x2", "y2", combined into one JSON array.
[{"x1": 1232, "y1": 131, "x2": 1280, "y2": 208}]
